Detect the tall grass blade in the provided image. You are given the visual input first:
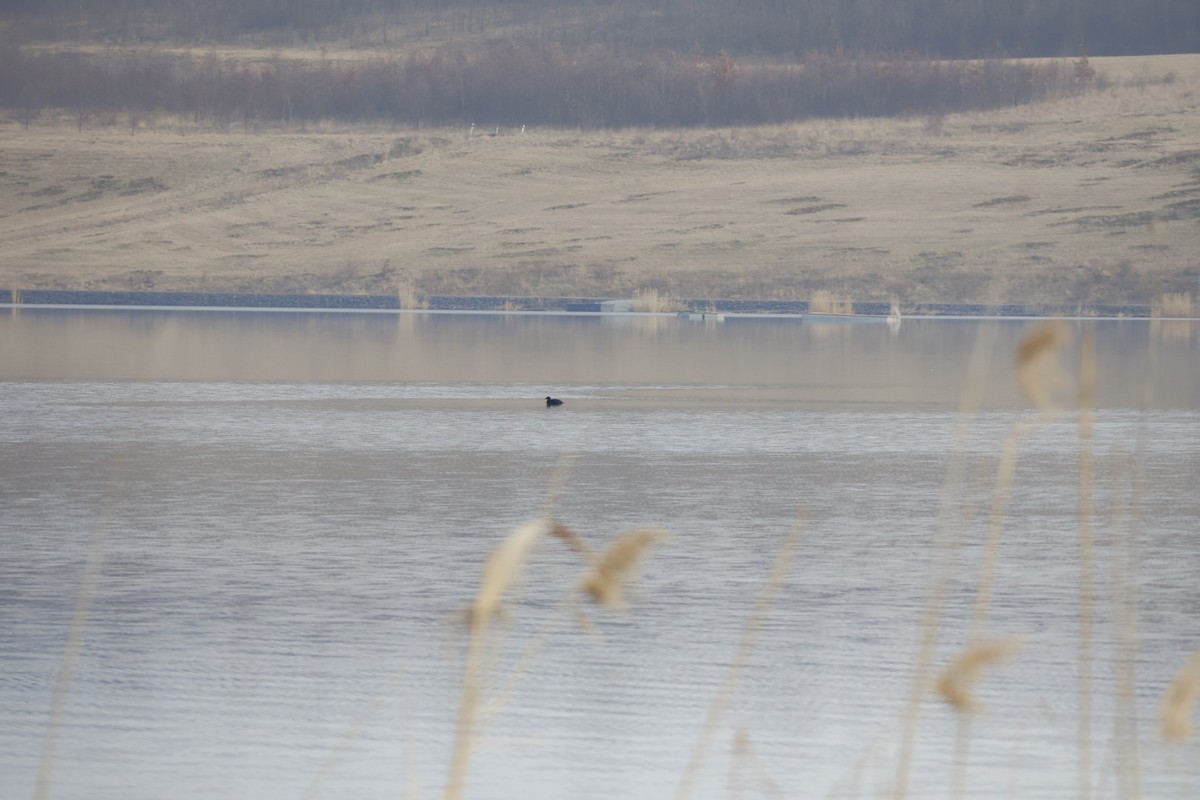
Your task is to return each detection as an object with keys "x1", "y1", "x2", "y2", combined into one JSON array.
[
  {"x1": 302, "y1": 669, "x2": 411, "y2": 800},
  {"x1": 1077, "y1": 328, "x2": 1097, "y2": 800},
  {"x1": 674, "y1": 512, "x2": 805, "y2": 800},
  {"x1": 949, "y1": 409, "x2": 1044, "y2": 797},
  {"x1": 444, "y1": 518, "x2": 553, "y2": 800},
  {"x1": 729, "y1": 728, "x2": 782, "y2": 800},
  {"x1": 33, "y1": 477, "x2": 120, "y2": 800},
  {"x1": 894, "y1": 323, "x2": 998, "y2": 799}
]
